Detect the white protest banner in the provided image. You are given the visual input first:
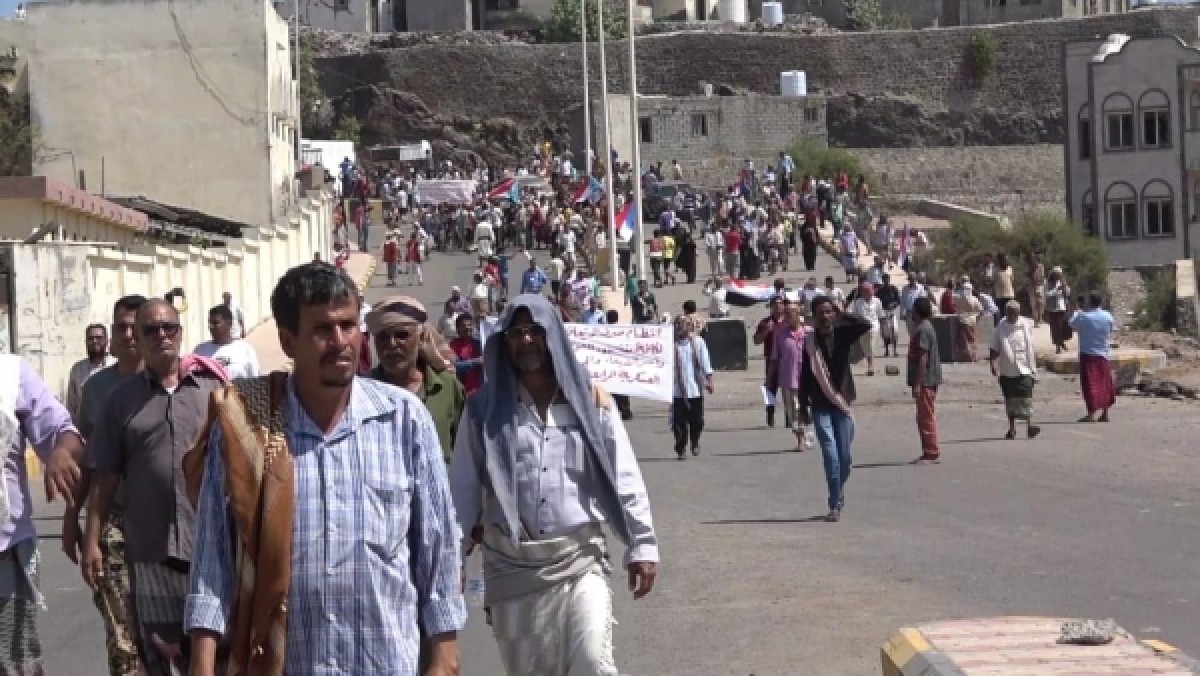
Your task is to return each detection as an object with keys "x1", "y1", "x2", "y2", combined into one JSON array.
[
  {"x1": 564, "y1": 323, "x2": 674, "y2": 402},
  {"x1": 415, "y1": 179, "x2": 477, "y2": 205}
]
